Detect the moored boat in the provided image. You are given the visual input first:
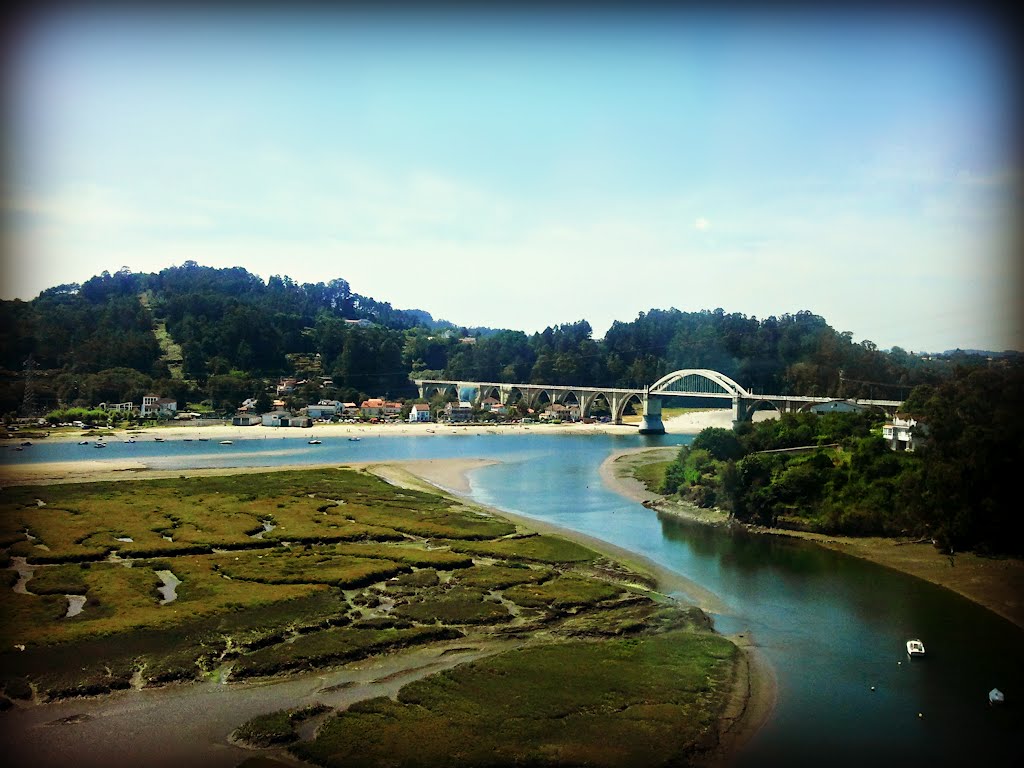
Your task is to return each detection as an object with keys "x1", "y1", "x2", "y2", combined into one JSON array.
[
  {"x1": 906, "y1": 639, "x2": 926, "y2": 657},
  {"x1": 219, "y1": 440, "x2": 233, "y2": 445},
  {"x1": 308, "y1": 439, "x2": 322, "y2": 444}
]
